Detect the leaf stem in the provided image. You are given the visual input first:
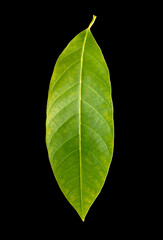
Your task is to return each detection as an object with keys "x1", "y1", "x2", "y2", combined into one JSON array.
[{"x1": 88, "y1": 15, "x2": 97, "y2": 29}]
